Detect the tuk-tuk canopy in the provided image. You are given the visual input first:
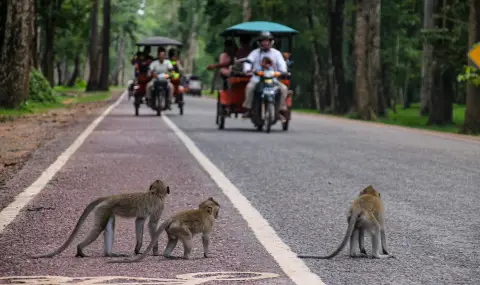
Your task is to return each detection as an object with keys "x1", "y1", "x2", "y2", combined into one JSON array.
[
  {"x1": 136, "y1": 36, "x2": 183, "y2": 47},
  {"x1": 219, "y1": 21, "x2": 299, "y2": 37}
]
